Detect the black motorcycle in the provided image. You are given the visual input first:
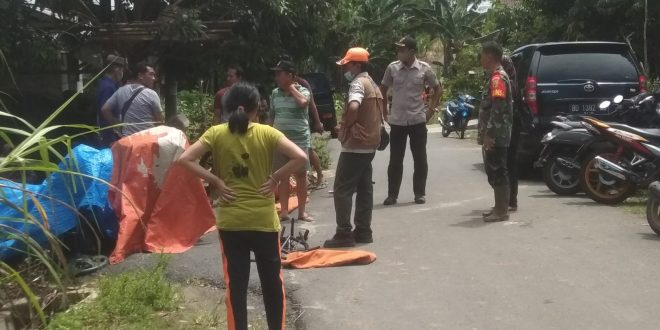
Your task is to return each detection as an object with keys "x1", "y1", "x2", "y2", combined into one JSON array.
[
  {"x1": 647, "y1": 182, "x2": 660, "y2": 235},
  {"x1": 534, "y1": 95, "x2": 656, "y2": 196},
  {"x1": 535, "y1": 117, "x2": 608, "y2": 195}
]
